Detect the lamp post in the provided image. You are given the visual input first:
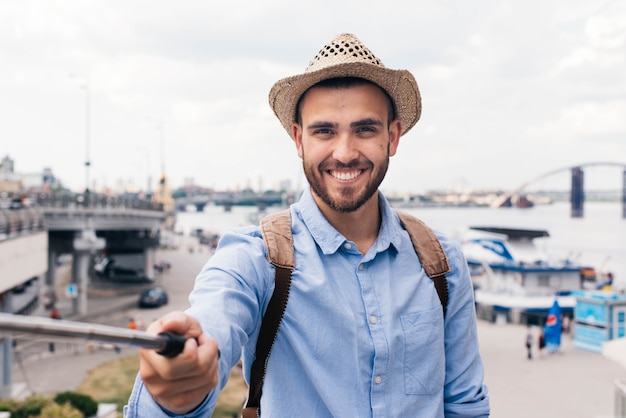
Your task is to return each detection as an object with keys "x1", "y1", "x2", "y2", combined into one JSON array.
[
  {"x1": 70, "y1": 74, "x2": 91, "y2": 194},
  {"x1": 82, "y1": 82, "x2": 91, "y2": 194}
]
